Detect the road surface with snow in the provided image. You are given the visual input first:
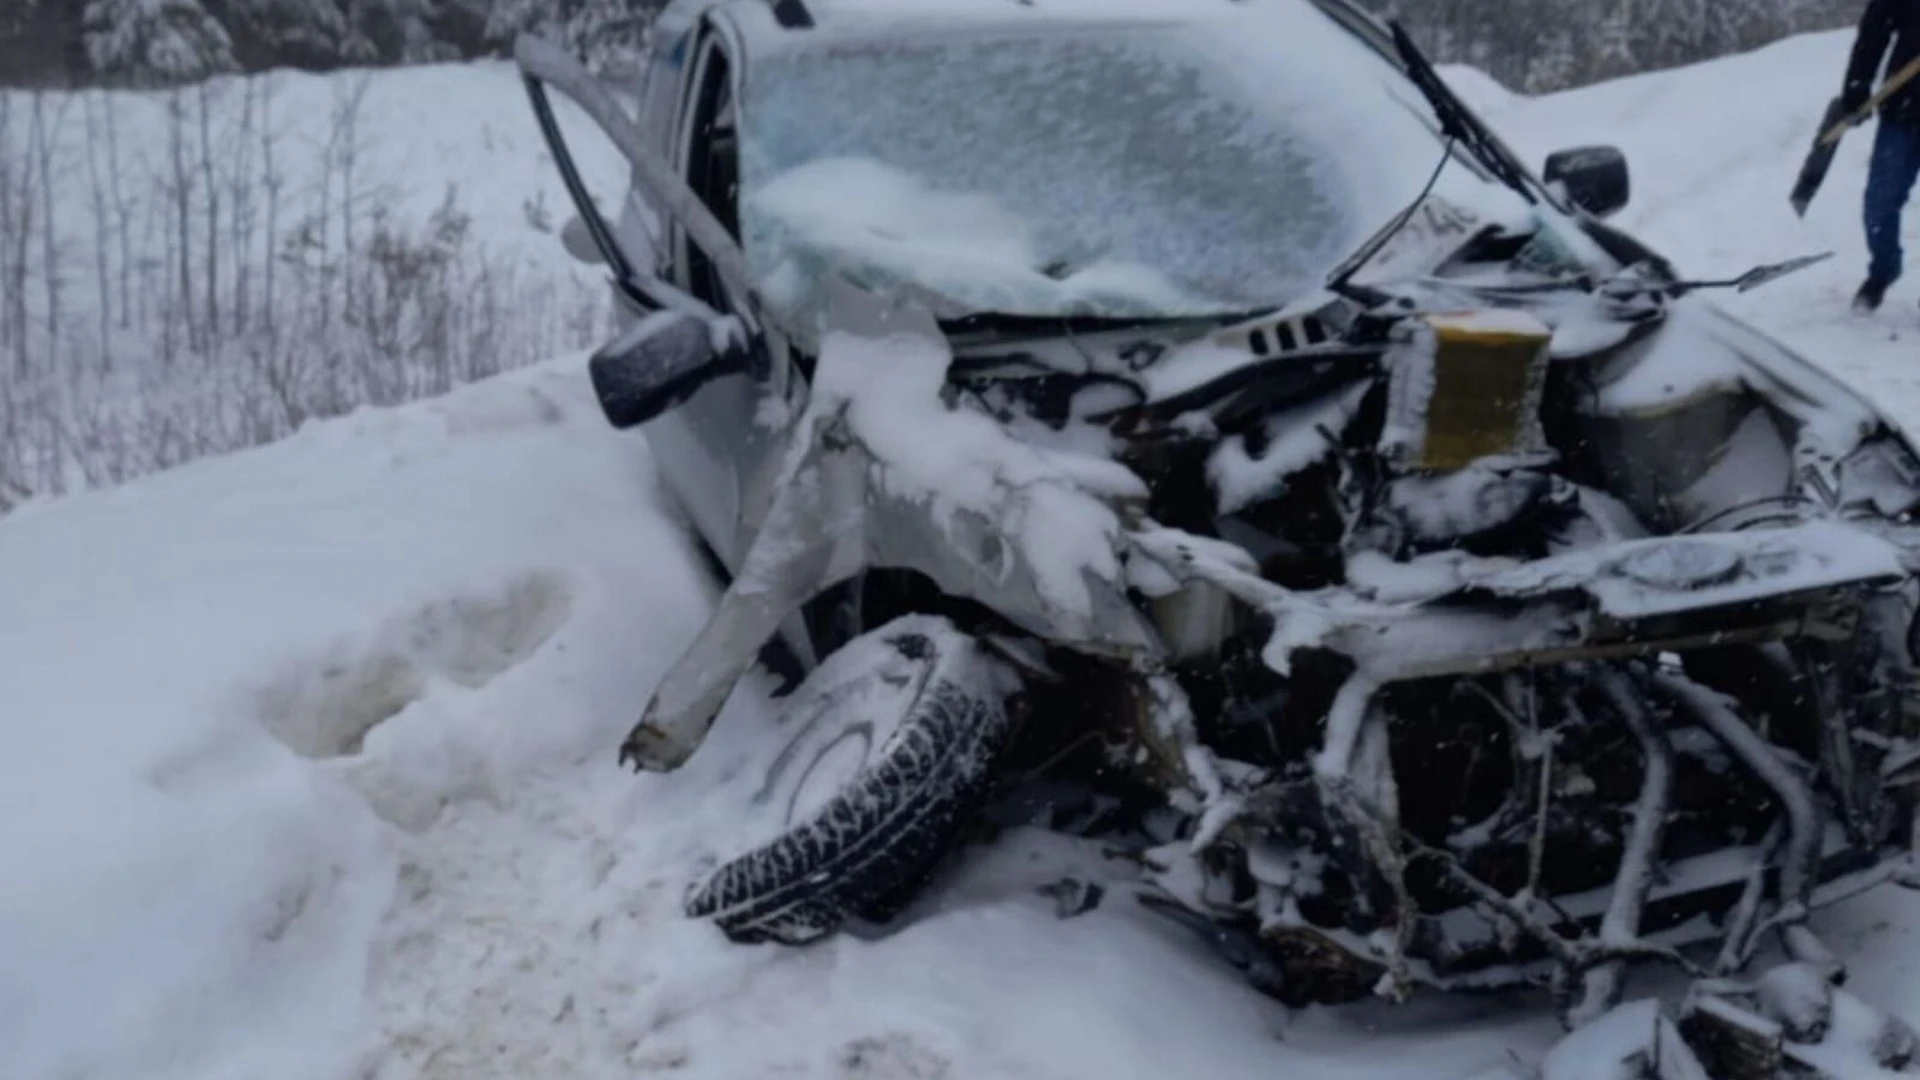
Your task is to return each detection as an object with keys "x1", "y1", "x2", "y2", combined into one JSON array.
[{"x1": 6, "y1": 26, "x2": 1920, "y2": 1080}]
